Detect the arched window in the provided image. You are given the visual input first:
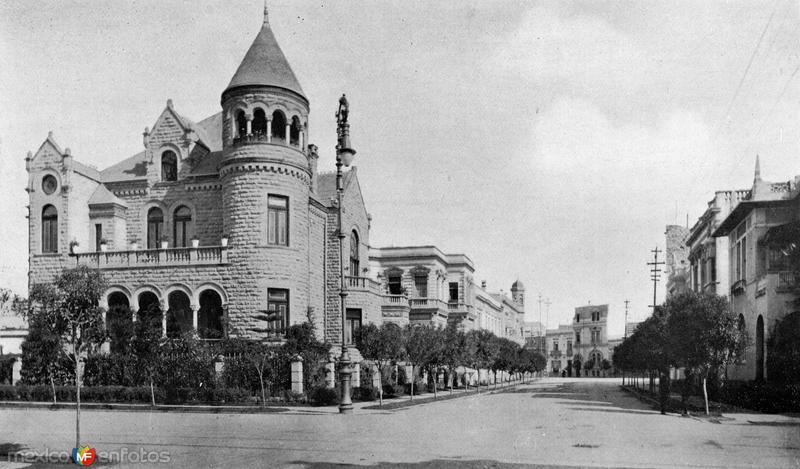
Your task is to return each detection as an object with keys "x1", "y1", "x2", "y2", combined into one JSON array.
[
  {"x1": 253, "y1": 108, "x2": 267, "y2": 138},
  {"x1": 137, "y1": 291, "x2": 162, "y2": 336},
  {"x1": 350, "y1": 230, "x2": 360, "y2": 276},
  {"x1": 198, "y1": 290, "x2": 224, "y2": 339},
  {"x1": 107, "y1": 292, "x2": 132, "y2": 353},
  {"x1": 161, "y1": 150, "x2": 177, "y2": 182},
  {"x1": 235, "y1": 110, "x2": 247, "y2": 138},
  {"x1": 173, "y1": 206, "x2": 192, "y2": 248},
  {"x1": 271, "y1": 110, "x2": 286, "y2": 143},
  {"x1": 41, "y1": 205, "x2": 58, "y2": 253},
  {"x1": 166, "y1": 291, "x2": 192, "y2": 338},
  {"x1": 290, "y1": 116, "x2": 301, "y2": 146},
  {"x1": 147, "y1": 207, "x2": 164, "y2": 249}
]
